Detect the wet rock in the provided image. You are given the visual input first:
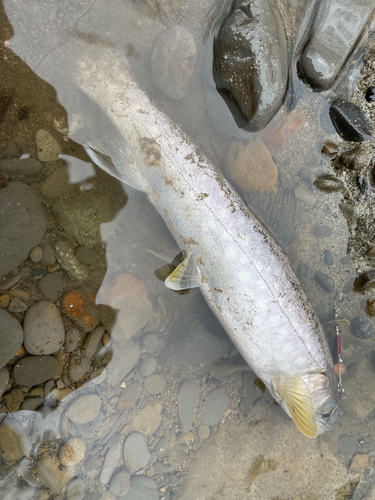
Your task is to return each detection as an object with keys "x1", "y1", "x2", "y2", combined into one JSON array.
[
  {"x1": 314, "y1": 174, "x2": 344, "y2": 193},
  {"x1": 329, "y1": 98, "x2": 372, "y2": 143},
  {"x1": 314, "y1": 272, "x2": 335, "y2": 294},
  {"x1": 298, "y1": 0, "x2": 374, "y2": 91},
  {"x1": 55, "y1": 240, "x2": 89, "y2": 282},
  {"x1": 60, "y1": 437, "x2": 86, "y2": 466},
  {"x1": 118, "y1": 383, "x2": 141, "y2": 410},
  {"x1": 35, "y1": 129, "x2": 62, "y2": 161},
  {"x1": 75, "y1": 246, "x2": 98, "y2": 265},
  {"x1": 337, "y1": 146, "x2": 370, "y2": 171},
  {"x1": 0, "y1": 181, "x2": 46, "y2": 278},
  {"x1": 353, "y1": 271, "x2": 375, "y2": 293},
  {"x1": 107, "y1": 339, "x2": 141, "y2": 386},
  {"x1": 131, "y1": 403, "x2": 162, "y2": 436},
  {"x1": 321, "y1": 141, "x2": 339, "y2": 158},
  {"x1": 0, "y1": 274, "x2": 22, "y2": 291},
  {"x1": 139, "y1": 356, "x2": 157, "y2": 377},
  {"x1": 0, "y1": 368, "x2": 9, "y2": 397},
  {"x1": 40, "y1": 241, "x2": 56, "y2": 266},
  {"x1": 0, "y1": 418, "x2": 32, "y2": 461},
  {"x1": 142, "y1": 333, "x2": 158, "y2": 354},
  {"x1": 201, "y1": 389, "x2": 230, "y2": 426},
  {"x1": 258, "y1": 126, "x2": 286, "y2": 151},
  {"x1": 225, "y1": 137, "x2": 278, "y2": 193},
  {"x1": 37, "y1": 272, "x2": 61, "y2": 302},
  {"x1": 109, "y1": 469, "x2": 131, "y2": 496},
  {"x1": 8, "y1": 297, "x2": 27, "y2": 313},
  {"x1": 62, "y1": 290, "x2": 98, "y2": 333},
  {"x1": 13, "y1": 355, "x2": 59, "y2": 386},
  {"x1": 338, "y1": 434, "x2": 358, "y2": 456},
  {"x1": 68, "y1": 355, "x2": 91, "y2": 383},
  {"x1": 350, "y1": 317, "x2": 372, "y2": 339},
  {"x1": 213, "y1": 0, "x2": 287, "y2": 132},
  {"x1": 324, "y1": 250, "x2": 334, "y2": 267},
  {"x1": 100, "y1": 435, "x2": 125, "y2": 484},
  {"x1": 36, "y1": 456, "x2": 75, "y2": 494},
  {"x1": 67, "y1": 394, "x2": 102, "y2": 424},
  {"x1": 365, "y1": 87, "x2": 375, "y2": 103},
  {"x1": 52, "y1": 192, "x2": 115, "y2": 248},
  {"x1": 313, "y1": 225, "x2": 332, "y2": 238},
  {"x1": 124, "y1": 432, "x2": 151, "y2": 472},
  {"x1": 151, "y1": 25, "x2": 197, "y2": 100},
  {"x1": 41, "y1": 165, "x2": 76, "y2": 198},
  {"x1": 23, "y1": 300, "x2": 65, "y2": 354},
  {"x1": 82, "y1": 326, "x2": 104, "y2": 358},
  {"x1": 66, "y1": 478, "x2": 86, "y2": 500},
  {"x1": 0, "y1": 310, "x2": 22, "y2": 370},
  {"x1": 0, "y1": 157, "x2": 42, "y2": 176},
  {"x1": 198, "y1": 424, "x2": 210, "y2": 439},
  {"x1": 144, "y1": 374, "x2": 165, "y2": 395},
  {"x1": 122, "y1": 476, "x2": 158, "y2": 500},
  {"x1": 21, "y1": 396, "x2": 44, "y2": 411},
  {"x1": 178, "y1": 378, "x2": 200, "y2": 431}
]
